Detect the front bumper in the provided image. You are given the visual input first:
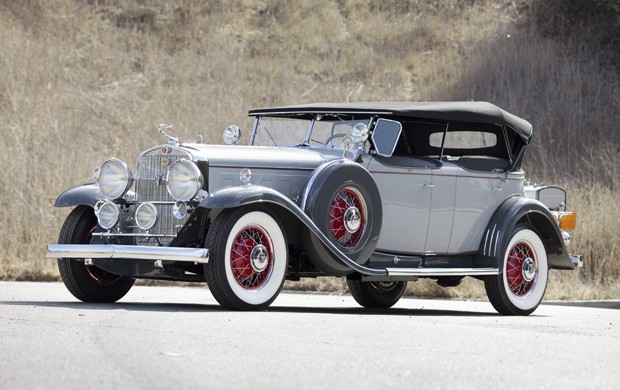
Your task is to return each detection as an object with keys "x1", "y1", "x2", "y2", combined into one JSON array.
[{"x1": 47, "y1": 244, "x2": 209, "y2": 263}]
